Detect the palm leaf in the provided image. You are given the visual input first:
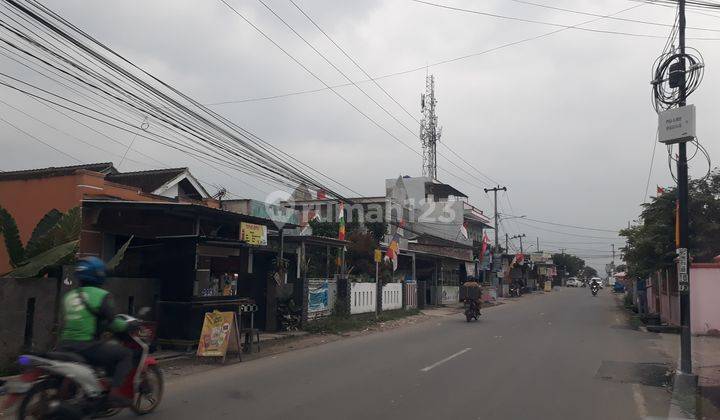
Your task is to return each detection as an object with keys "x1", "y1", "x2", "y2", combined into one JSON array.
[
  {"x1": 0, "y1": 206, "x2": 24, "y2": 267},
  {"x1": 52, "y1": 207, "x2": 81, "y2": 244},
  {"x1": 106, "y1": 235, "x2": 133, "y2": 271},
  {"x1": 5, "y1": 240, "x2": 78, "y2": 278},
  {"x1": 25, "y1": 209, "x2": 63, "y2": 259}
]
